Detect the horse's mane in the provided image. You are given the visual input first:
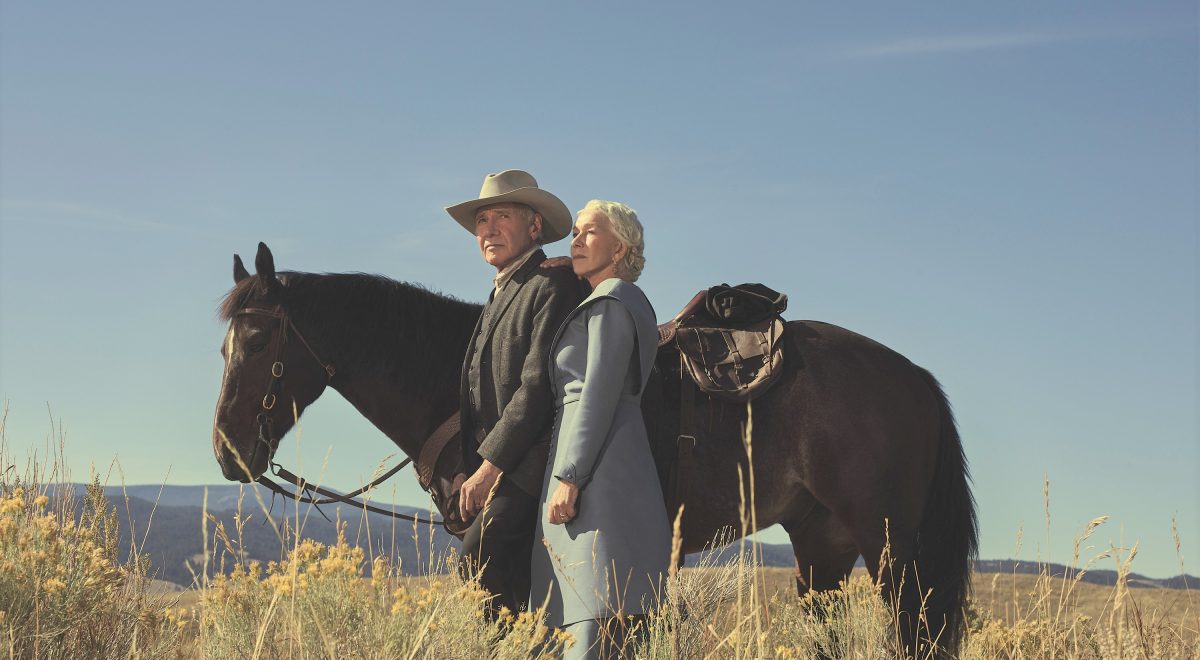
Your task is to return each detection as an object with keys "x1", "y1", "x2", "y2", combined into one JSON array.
[{"x1": 218, "y1": 272, "x2": 482, "y2": 391}]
